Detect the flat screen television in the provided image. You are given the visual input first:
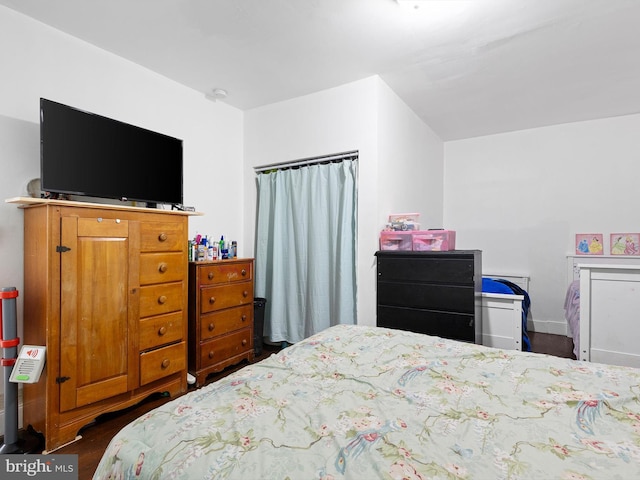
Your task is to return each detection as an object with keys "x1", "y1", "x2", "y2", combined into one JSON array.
[{"x1": 40, "y1": 98, "x2": 183, "y2": 207}]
